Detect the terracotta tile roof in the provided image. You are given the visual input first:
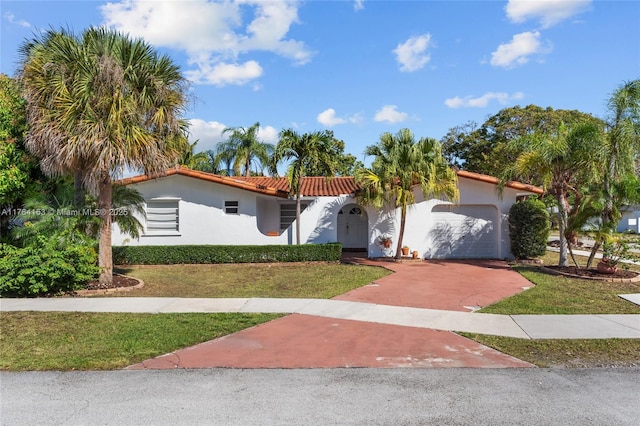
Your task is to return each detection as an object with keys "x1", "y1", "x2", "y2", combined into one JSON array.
[
  {"x1": 117, "y1": 166, "x2": 543, "y2": 197},
  {"x1": 238, "y1": 176, "x2": 359, "y2": 196},
  {"x1": 117, "y1": 167, "x2": 290, "y2": 198},
  {"x1": 456, "y1": 170, "x2": 544, "y2": 195}
]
